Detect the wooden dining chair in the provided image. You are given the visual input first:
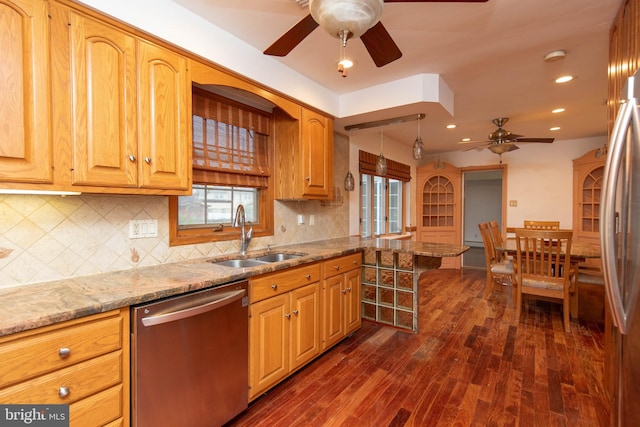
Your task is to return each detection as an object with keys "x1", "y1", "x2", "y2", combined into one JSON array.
[
  {"x1": 489, "y1": 221, "x2": 511, "y2": 262},
  {"x1": 514, "y1": 228, "x2": 573, "y2": 332},
  {"x1": 479, "y1": 222, "x2": 516, "y2": 299},
  {"x1": 523, "y1": 220, "x2": 560, "y2": 230}
]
